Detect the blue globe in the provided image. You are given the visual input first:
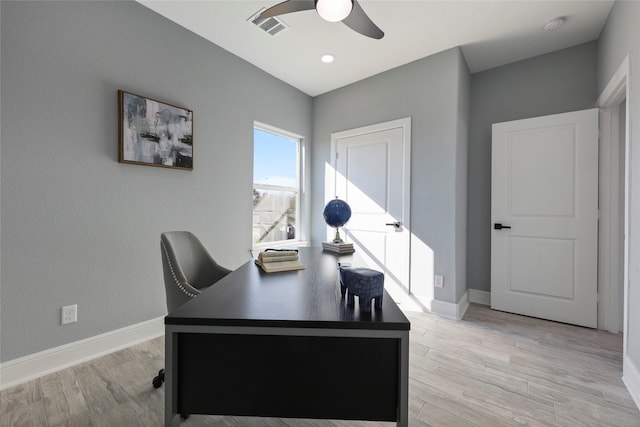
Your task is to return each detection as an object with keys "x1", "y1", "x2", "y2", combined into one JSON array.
[{"x1": 323, "y1": 199, "x2": 351, "y2": 227}]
